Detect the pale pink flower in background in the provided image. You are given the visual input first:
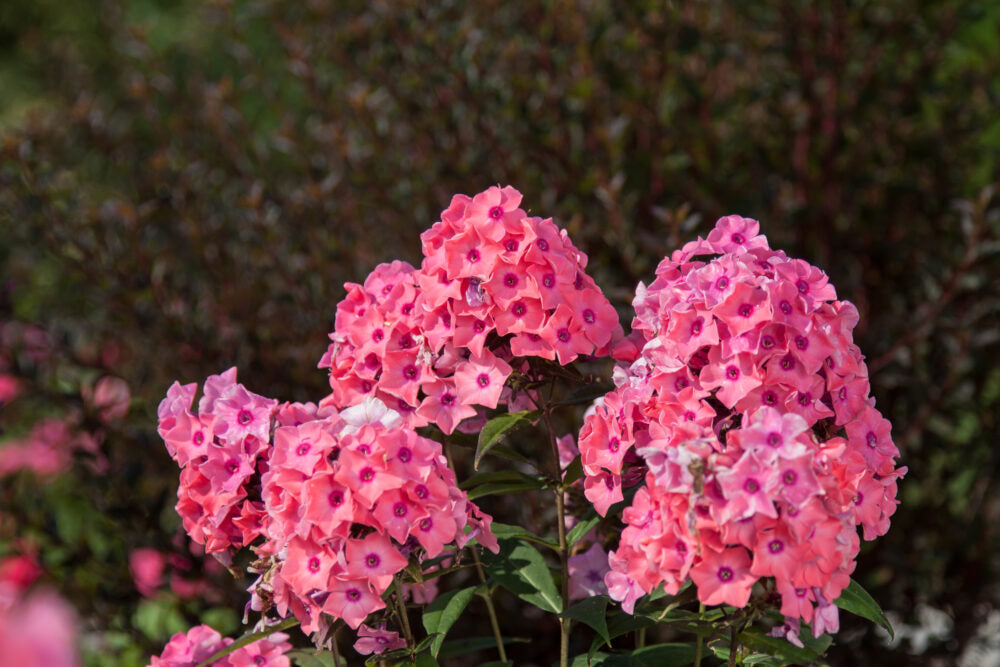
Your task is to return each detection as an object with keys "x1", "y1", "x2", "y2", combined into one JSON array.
[
  {"x1": 0, "y1": 588, "x2": 80, "y2": 667},
  {"x1": 353, "y1": 623, "x2": 407, "y2": 656},
  {"x1": 568, "y1": 542, "x2": 610, "y2": 599},
  {"x1": 129, "y1": 548, "x2": 166, "y2": 597}
]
